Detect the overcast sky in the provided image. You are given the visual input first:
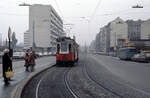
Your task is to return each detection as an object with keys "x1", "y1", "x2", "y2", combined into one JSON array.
[{"x1": 0, "y1": 0, "x2": 150, "y2": 46}]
